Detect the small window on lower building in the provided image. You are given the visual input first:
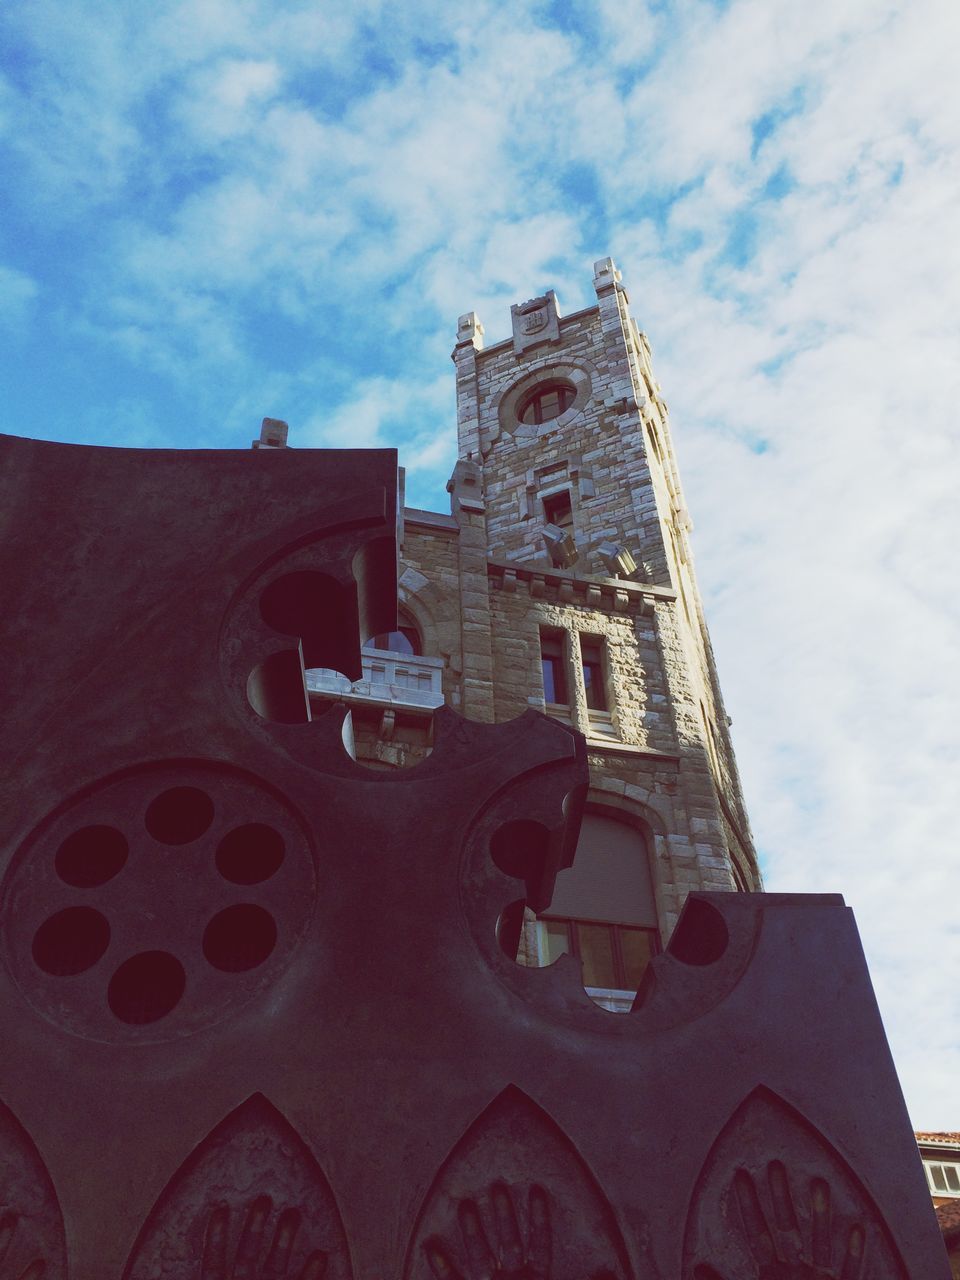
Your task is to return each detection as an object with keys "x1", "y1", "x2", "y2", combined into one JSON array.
[
  {"x1": 926, "y1": 1161, "x2": 960, "y2": 1195},
  {"x1": 580, "y1": 636, "x2": 608, "y2": 711},
  {"x1": 539, "y1": 631, "x2": 568, "y2": 705}
]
